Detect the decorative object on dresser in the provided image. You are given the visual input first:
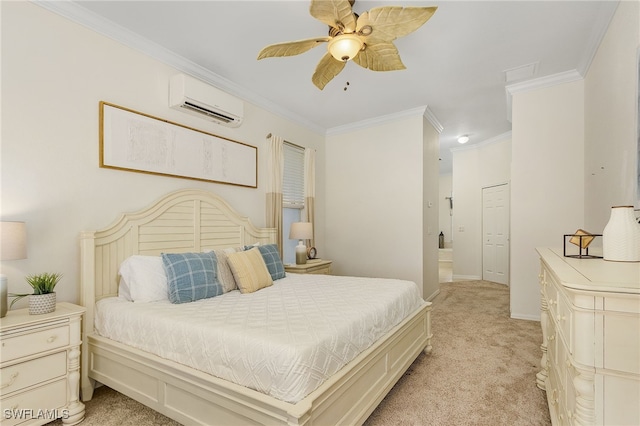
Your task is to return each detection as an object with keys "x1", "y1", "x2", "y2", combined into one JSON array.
[
  {"x1": 0, "y1": 302, "x2": 86, "y2": 425},
  {"x1": 563, "y1": 229, "x2": 602, "y2": 259},
  {"x1": 9, "y1": 273, "x2": 62, "y2": 315},
  {"x1": 284, "y1": 258, "x2": 332, "y2": 275},
  {"x1": 536, "y1": 248, "x2": 640, "y2": 425},
  {"x1": 0, "y1": 221, "x2": 27, "y2": 318},
  {"x1": 289, "y1": 221, "x2": 313, "y2": 265},
  {"x1": 602, "y1": 205, "x2": 640, "y2": 262}
]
